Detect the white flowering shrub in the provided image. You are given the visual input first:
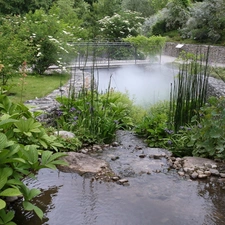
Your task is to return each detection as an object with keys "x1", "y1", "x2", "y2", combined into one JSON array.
[{"x1": 98, "y1": 10, "x2": 144, "y2": 40}]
